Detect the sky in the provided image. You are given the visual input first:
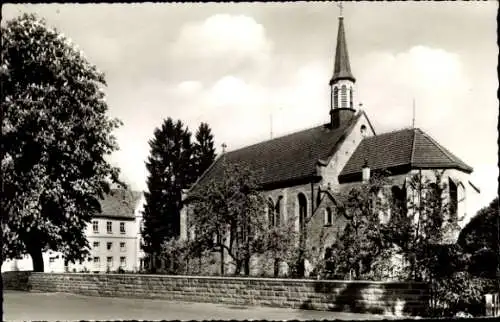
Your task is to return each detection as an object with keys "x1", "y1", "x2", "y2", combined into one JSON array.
[{"x1": 3, "y1": 2, "x2": 499, "y2": 211}]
